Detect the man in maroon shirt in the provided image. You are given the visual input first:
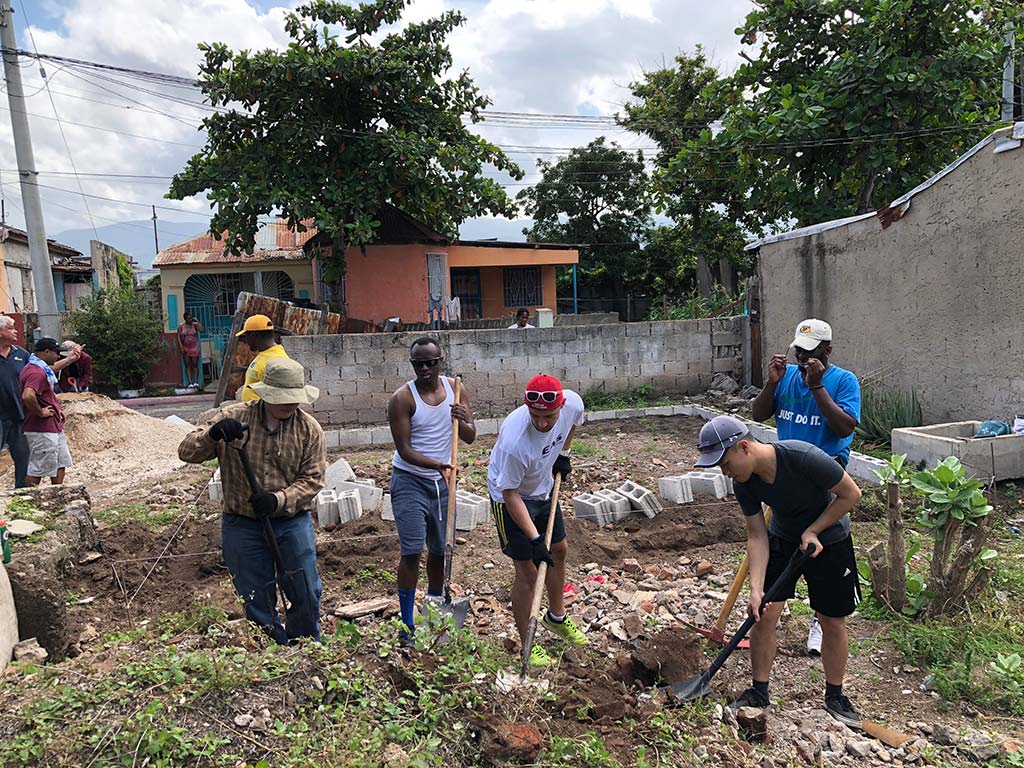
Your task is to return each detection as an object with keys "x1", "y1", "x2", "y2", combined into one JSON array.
[{"x1": 19, "y1": 338, "x2": 73, "y2": 485}]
